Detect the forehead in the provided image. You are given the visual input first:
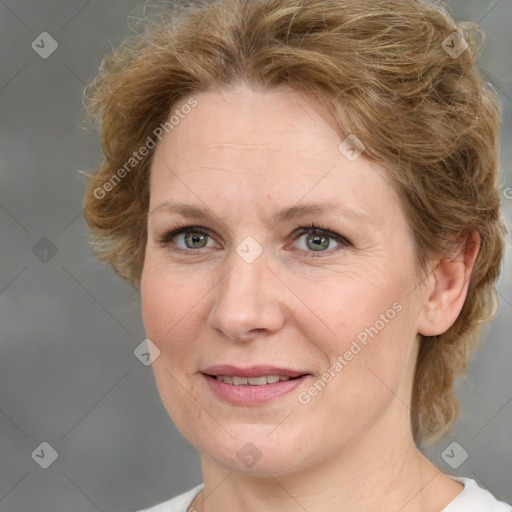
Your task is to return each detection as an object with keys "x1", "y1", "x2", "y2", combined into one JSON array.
[
  {"x1": 157, "y1": 85, "x2": 342, "y2": 167},
  {"x1": 149, "y1": 86, "x2": 399, "y2": 224}
]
